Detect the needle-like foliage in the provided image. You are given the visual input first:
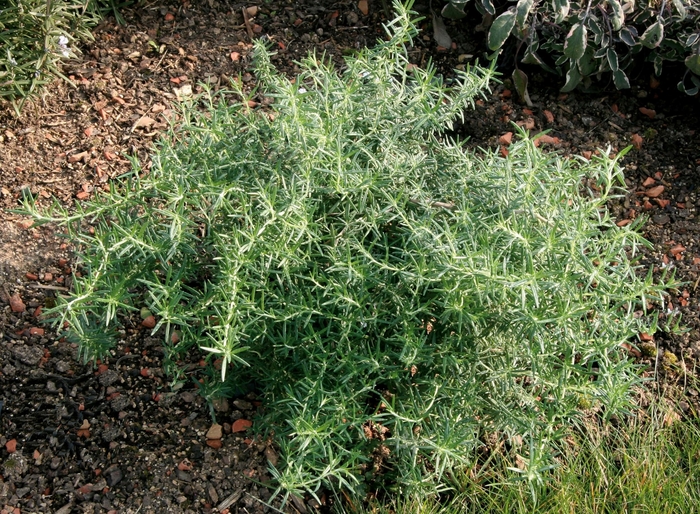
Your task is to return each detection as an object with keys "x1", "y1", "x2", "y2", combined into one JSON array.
[{"x1": 25, "y1": 1, "x2": 670, "y2": 503}]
